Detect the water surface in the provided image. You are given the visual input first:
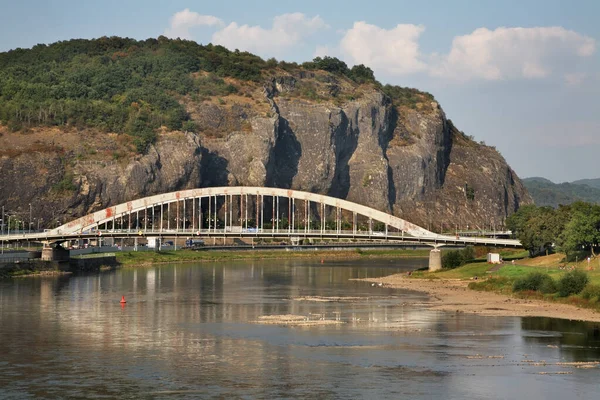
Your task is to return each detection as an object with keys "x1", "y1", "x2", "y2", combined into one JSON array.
[{"x1": 1, "y1": 258, "x2": 599, "y2": 399}]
